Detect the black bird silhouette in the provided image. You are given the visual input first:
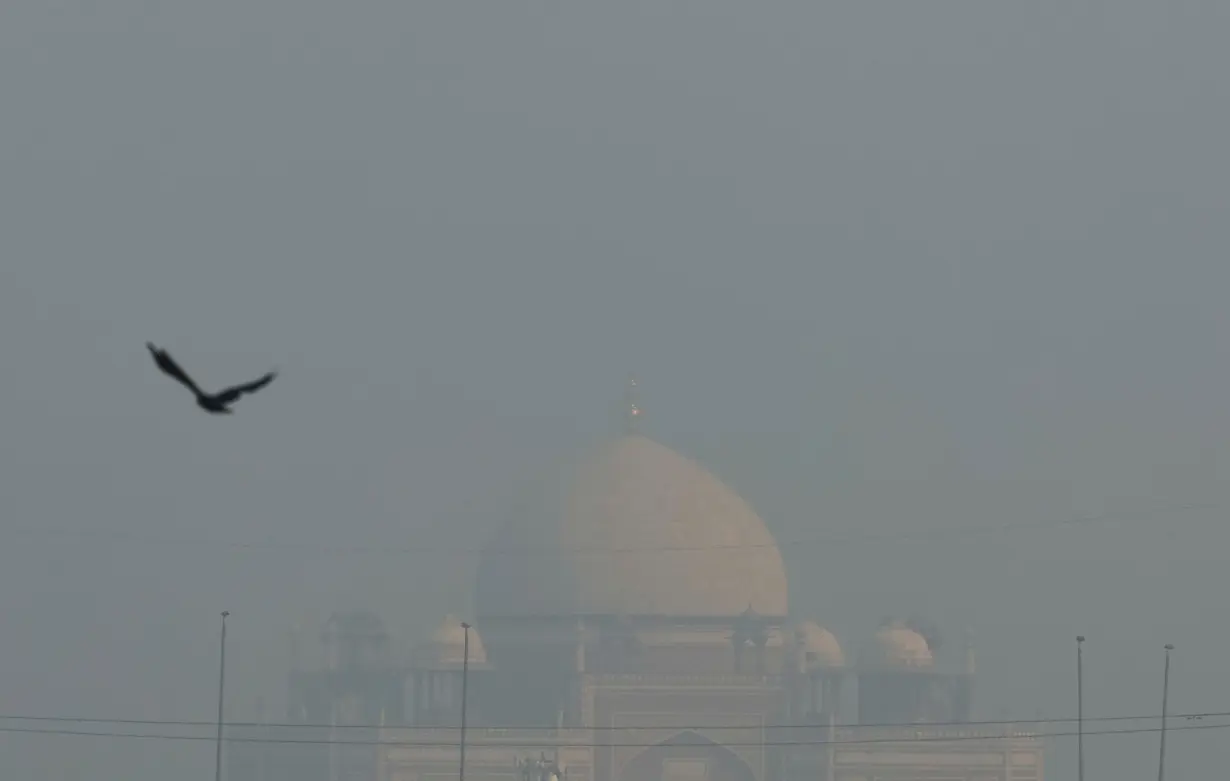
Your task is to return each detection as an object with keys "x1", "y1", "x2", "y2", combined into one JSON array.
[{"x1": 146, "y1": 342, "x2": 277, "y2": 414}]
